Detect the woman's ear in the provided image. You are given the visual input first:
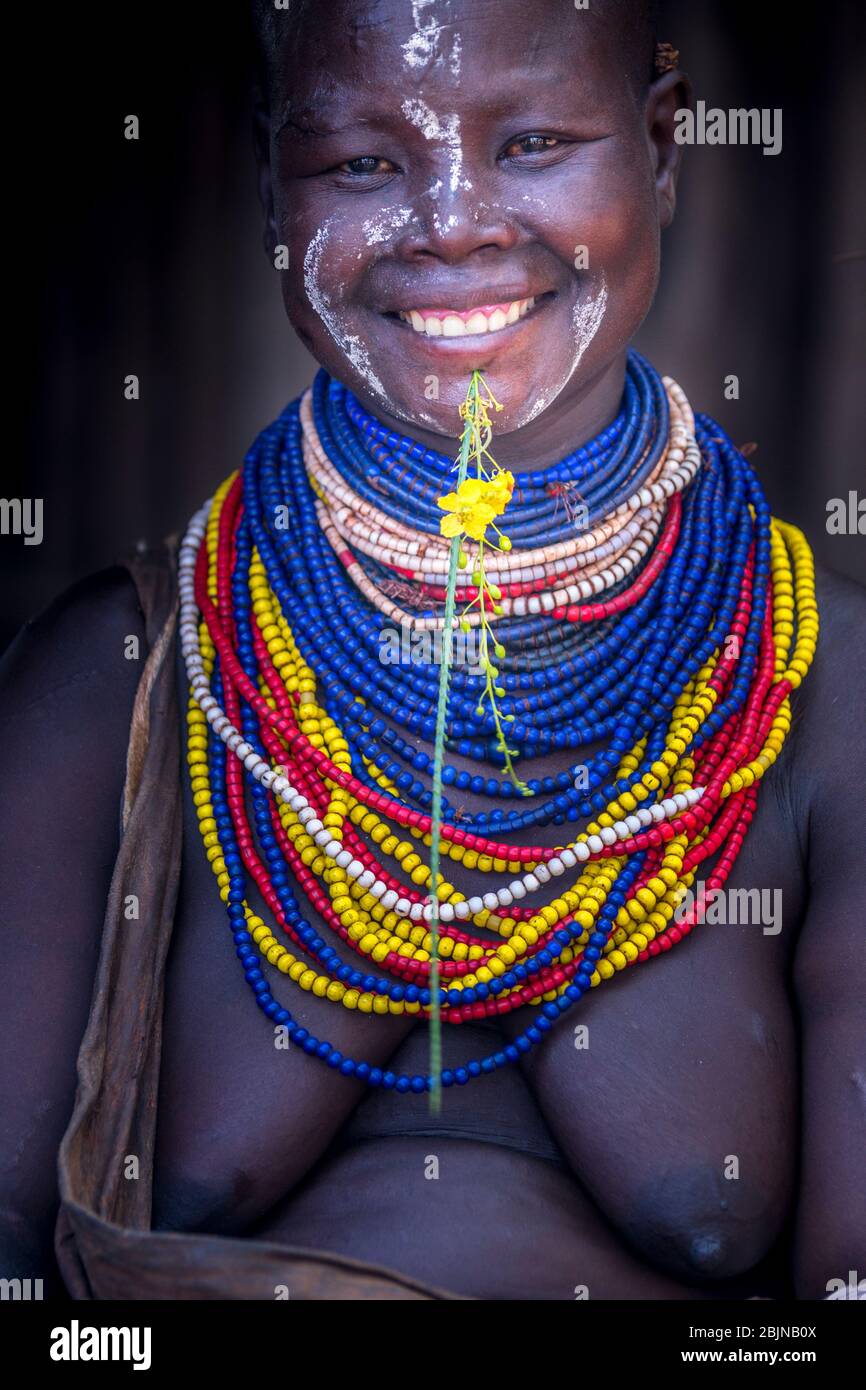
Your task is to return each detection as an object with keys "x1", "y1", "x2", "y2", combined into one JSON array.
[
  {"x1": 646, "y1": 68, "x2": 693, "y2": 229},
  {"x1": 252, "y1": 84, "x2": 278, "y2": 259}
]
